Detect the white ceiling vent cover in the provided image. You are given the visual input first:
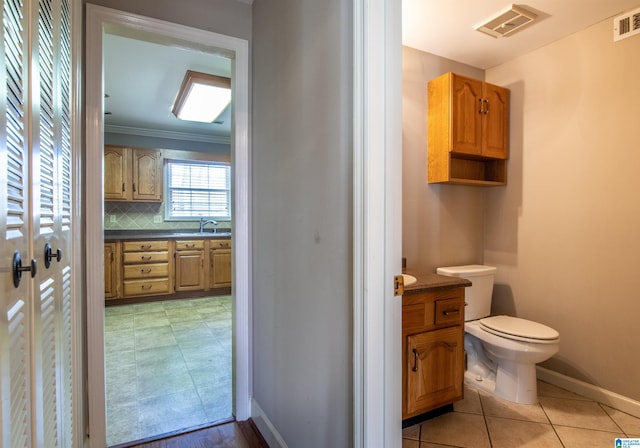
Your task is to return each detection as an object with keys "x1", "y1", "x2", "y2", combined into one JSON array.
[
  {"x1": 613, "y1": 7, "x2": 640, "y2": 42},
  {"x1": 475, "y1": 4, "x2": 538, "y2": 38}
]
